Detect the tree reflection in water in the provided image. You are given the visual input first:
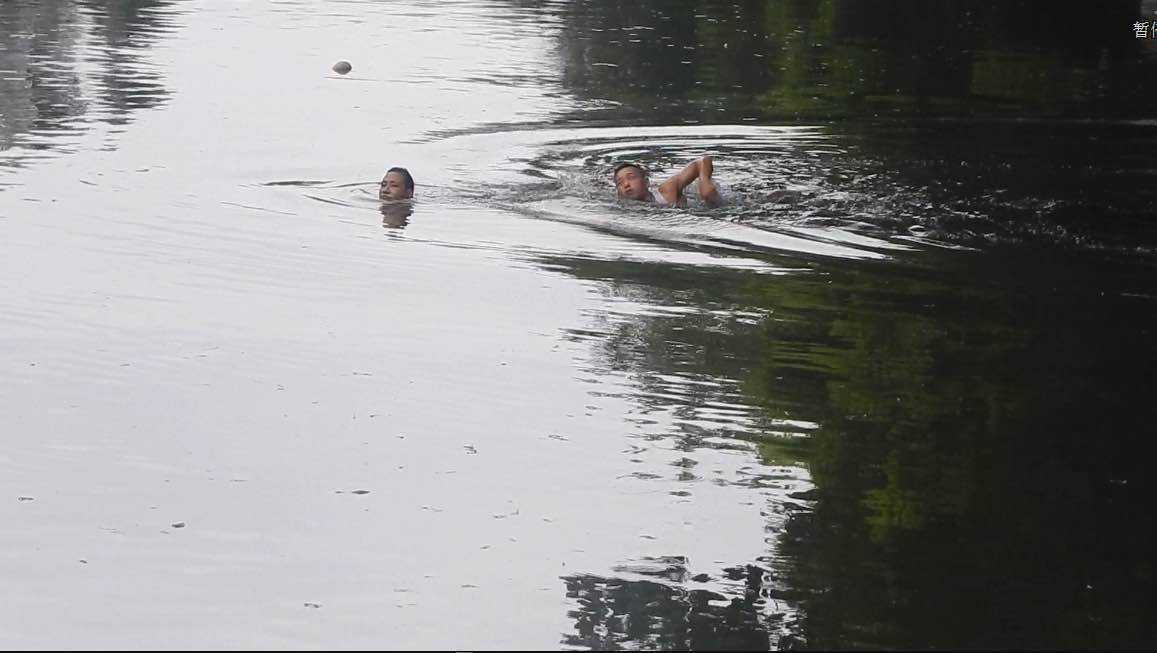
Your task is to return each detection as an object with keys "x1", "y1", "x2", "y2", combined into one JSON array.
[
  {"x1": 546, "y1": 0, "x2": 1151, "y2": 122},
  {"x1": 0, "y1": 0, "x2": 175, "y2": 170},
  {"x1": 544, "y1": 249, "x2": 1155, "y2": 649},
  {"x1": 563, "y1": 563, "x2": 794, "y2": 650},
  {"x1": 753, "y1": 253, "x2": 1157, "y2": 649}
]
